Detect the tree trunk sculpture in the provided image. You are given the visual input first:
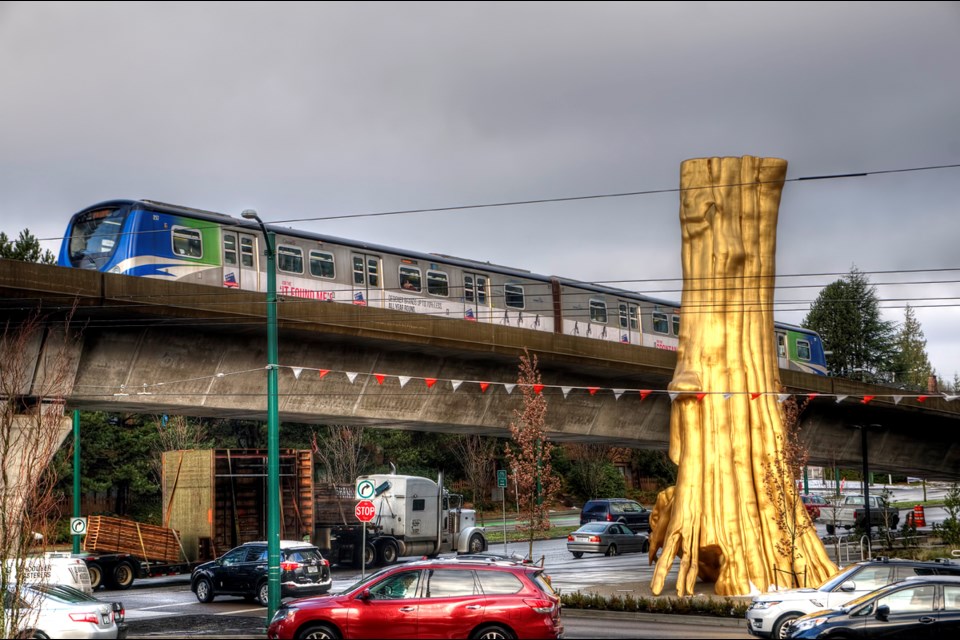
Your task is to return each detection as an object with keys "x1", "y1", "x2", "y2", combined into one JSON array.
[{"x1": 649, "y1": 156, "x2": 837, "y2": 597}]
